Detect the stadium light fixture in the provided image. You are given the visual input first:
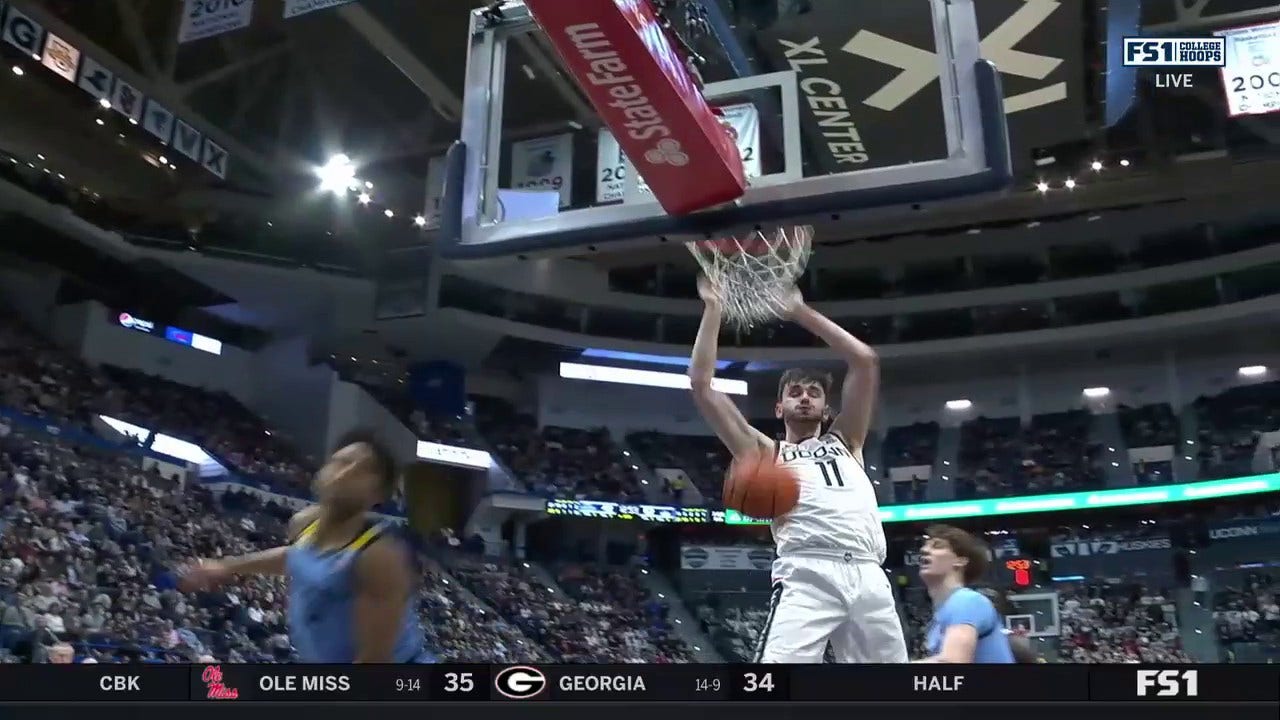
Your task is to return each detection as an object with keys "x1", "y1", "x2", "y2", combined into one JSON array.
[
  {"x1": 1119, "y1": 159, "x2": 1130, "y2": 167},
  {"x1": 1090, "y1": 160, "x2": 1103, "y2": 171},
  {"x1": 11, "y1": 65, "x2": 22, "y2": 76},
  {"x1": 1082, "y1": 386, "x2": 1111, "y2": 398},
  {"x1": 317, "y1": 154, "x2": 357, "y2": 194},
  {"x1": 1238, "y1": 365, "x2": 1267, "y2": 377},
  {"x1": 1035, "y1": 181, "x2": 1049, "y2": 193},
  {"x1": 1063, "y1": 178, "x2": 1076, "y2": 189},
  {"x1": 384, "y1": 209, "x2": 394, "y2": 218},
  {"x1": 413, "y1": 215, "x2": 427, "y2": 227},
  {"x1": 158, "y1": 155, "x2": 168, "y2": 165},
  {"x1": 944, "y1": 399, "x2": 972, "y2": 411},
  {"x1": 357, "y1": 192, "x2": 372, "y2": 205},
  {"x1": 98, "y1": 97, "x2": 111, "y2": 109}
]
